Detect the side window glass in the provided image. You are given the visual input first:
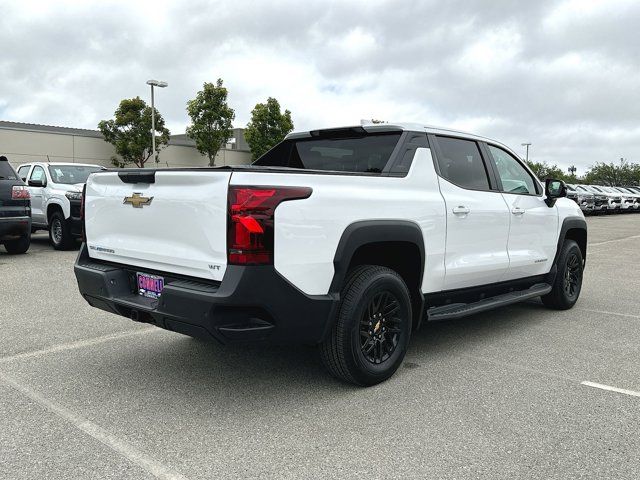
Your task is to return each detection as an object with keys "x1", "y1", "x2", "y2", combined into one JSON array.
[
  {"x1": 488, "y1": 145, "x2": 538, "y2": 195},
  {"x1": 435, "y1": 137, "x2": 490, "y2": 190},
  {"x1": 17, "y1": 166, "x2": 30, "y2": 181},
  {"x1": 30, "y1": 166, "x2": 46, "y2": 183}
]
